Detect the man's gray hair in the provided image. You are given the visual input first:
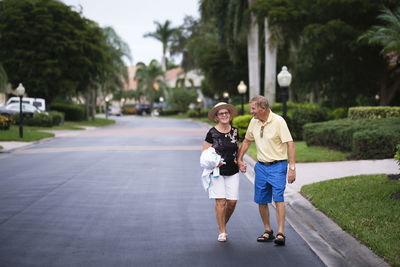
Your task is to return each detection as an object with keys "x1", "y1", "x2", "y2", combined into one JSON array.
[{"x1": 250, "y1": 95, "x2": 269, "y2": 109}]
